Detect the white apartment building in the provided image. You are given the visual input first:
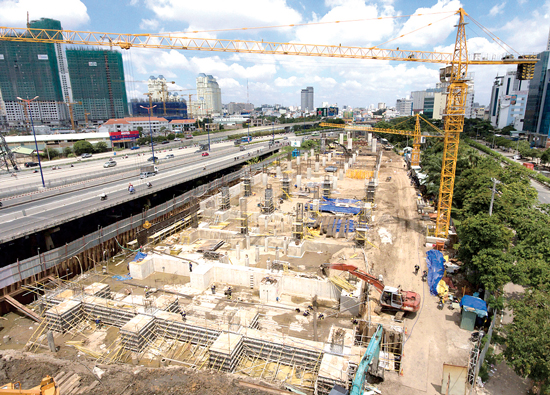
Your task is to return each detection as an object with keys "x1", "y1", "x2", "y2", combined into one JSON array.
[
  {"x1": 99, "y1": 117, "x2": 169, "y2": 134},
  {"x1": 194, "y1": 74, "x2": 222, "y2": 118}
]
